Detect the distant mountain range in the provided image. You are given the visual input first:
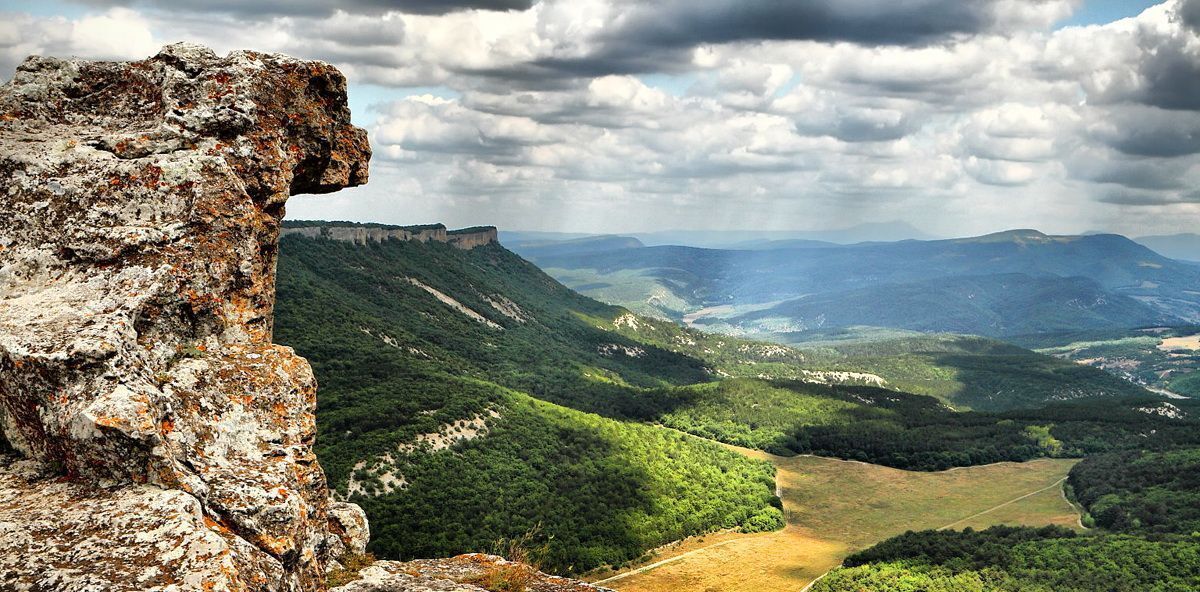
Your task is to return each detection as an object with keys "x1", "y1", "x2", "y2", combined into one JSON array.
[
  {"x1": 1134, "y1": 233, "x2": 1200, "y2": 263},
  {"x1": 514, "y1": 229, "x2": 1200, "y2": 338},
  {"x1": 504, "y1": 221, "x2": 935, "y2": 249}
]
